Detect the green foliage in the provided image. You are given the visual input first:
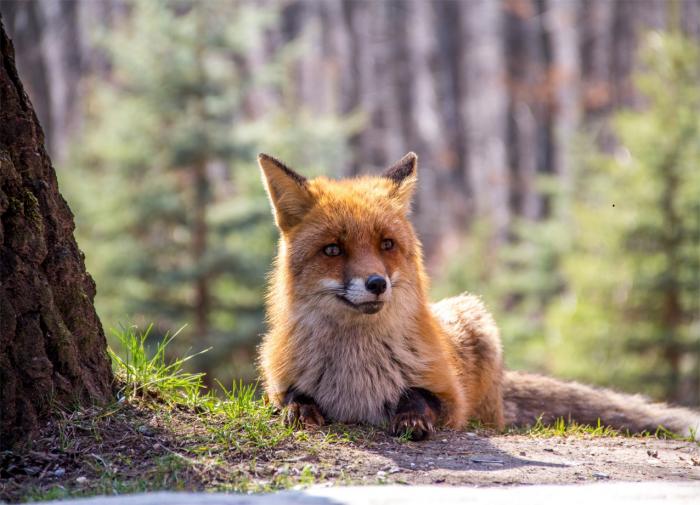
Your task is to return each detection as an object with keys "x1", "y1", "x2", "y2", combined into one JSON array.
[
  {"x1": 513, "y1": 415, "x2": 696, "y2": 442},
  {"x1": 434, "y1": 32, "x2": 700, "y2": 404},
  {"x1": 60, "y1": 0, "x2": 356, "y2": 384},
  {"x1": 545, "y1": 32, "x2": 700, "y2": 402},
  {"x1": 200, "y1": 380, "x2": 294, "y2": 452},
  {"x1": 433, "y1": 197, "x2": 570, "y2": 372},
  {"x1": 108, "y1": 324, "x2": 293, "y2": 452},
  {"x1": 109, "y1": 325, "x2": 208, "y2": 407},
  {"x1": 512, "y1": 416, "x2": 622, "y2": 438}
]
